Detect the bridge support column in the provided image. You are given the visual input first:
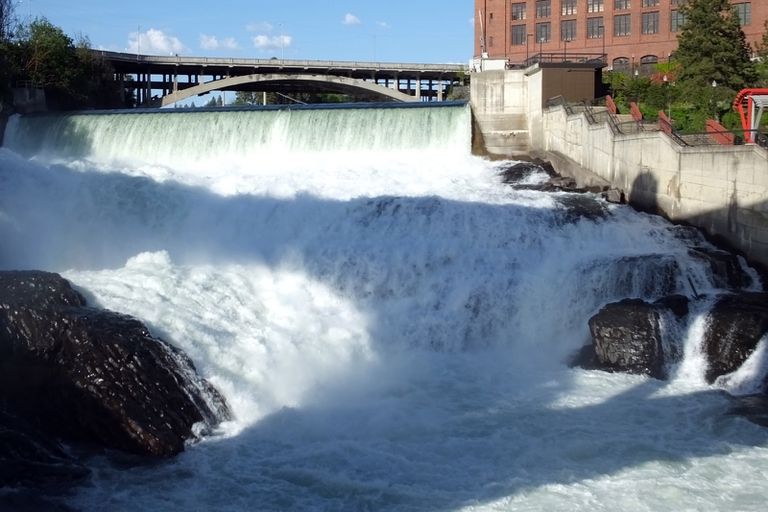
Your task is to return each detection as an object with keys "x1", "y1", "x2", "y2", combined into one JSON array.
[
  {"x1": 415, "y1": 78, "x2": 421, "y2": 101},
  {"x1": 437, "y1": 82, "x2": 444, "y2": 102}
]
